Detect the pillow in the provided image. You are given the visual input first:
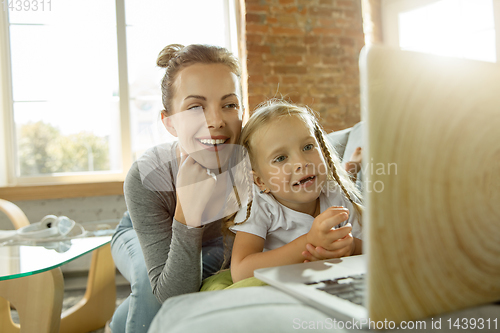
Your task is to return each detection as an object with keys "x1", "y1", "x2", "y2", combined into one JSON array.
[
  {"x1": 325, "y1": 122, "x2": 364, "y2": 161},
  {"x1": 342, "y1": 121, "x2": 363, "y2": 162},
  {"x1": 325, "y1": 127, "x2": 351, "y2": 160},
  {"x1": 325, "y1": 122, "x2": 364, "y2": 191}
]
